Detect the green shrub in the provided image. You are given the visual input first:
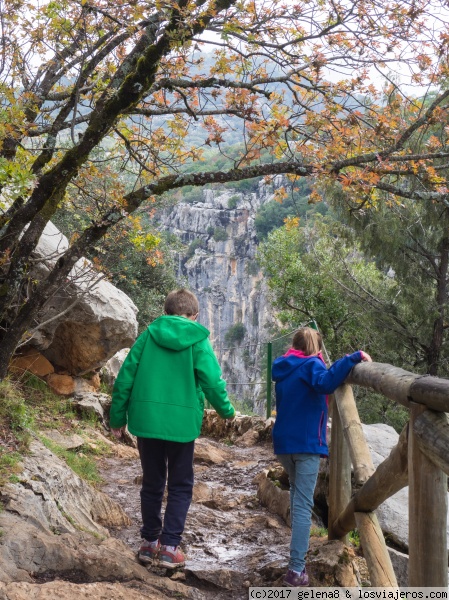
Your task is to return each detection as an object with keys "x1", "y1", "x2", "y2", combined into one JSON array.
[
  {"x1": 0, "y1": 380, "x2": 33, "y2": 432},
  {"x1": 228, "y1": 195, "x2": 239, "y2": 209},
  {"x1": 229, "y1": 394, "x2": 256, "y2": 416},
  {"x1": 0, "y1": 449, "x2": 23, "y2": 486},
  {"x1": 186, "y1": 238, "x2": 205, "y2": 260},
  {"x1": 225, "y1": 322, "x2": 246, "y2": 345},
  {"x1": 246, "y1": 260, "x2": 260, "y2": 276},
  {"x1": 213, "y1": 227, "x2": 228, "y2": 242},
  {"x1": 181, "y1": 187, "x2": 203, "y2": 204},
  {"x1": 310, "y1": 526, "x2": 328, "y2": 537},
  {"x1": 349, "y1": 529, "x2": 360, "y2": 547}
]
